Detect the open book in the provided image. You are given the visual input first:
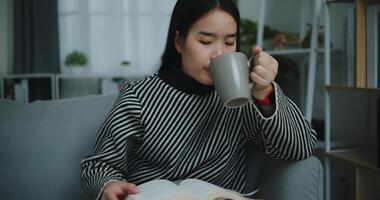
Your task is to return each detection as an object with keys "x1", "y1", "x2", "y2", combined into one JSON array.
[{"x1": 125, "y1": 179, "x2": 260, "y2": 200}]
